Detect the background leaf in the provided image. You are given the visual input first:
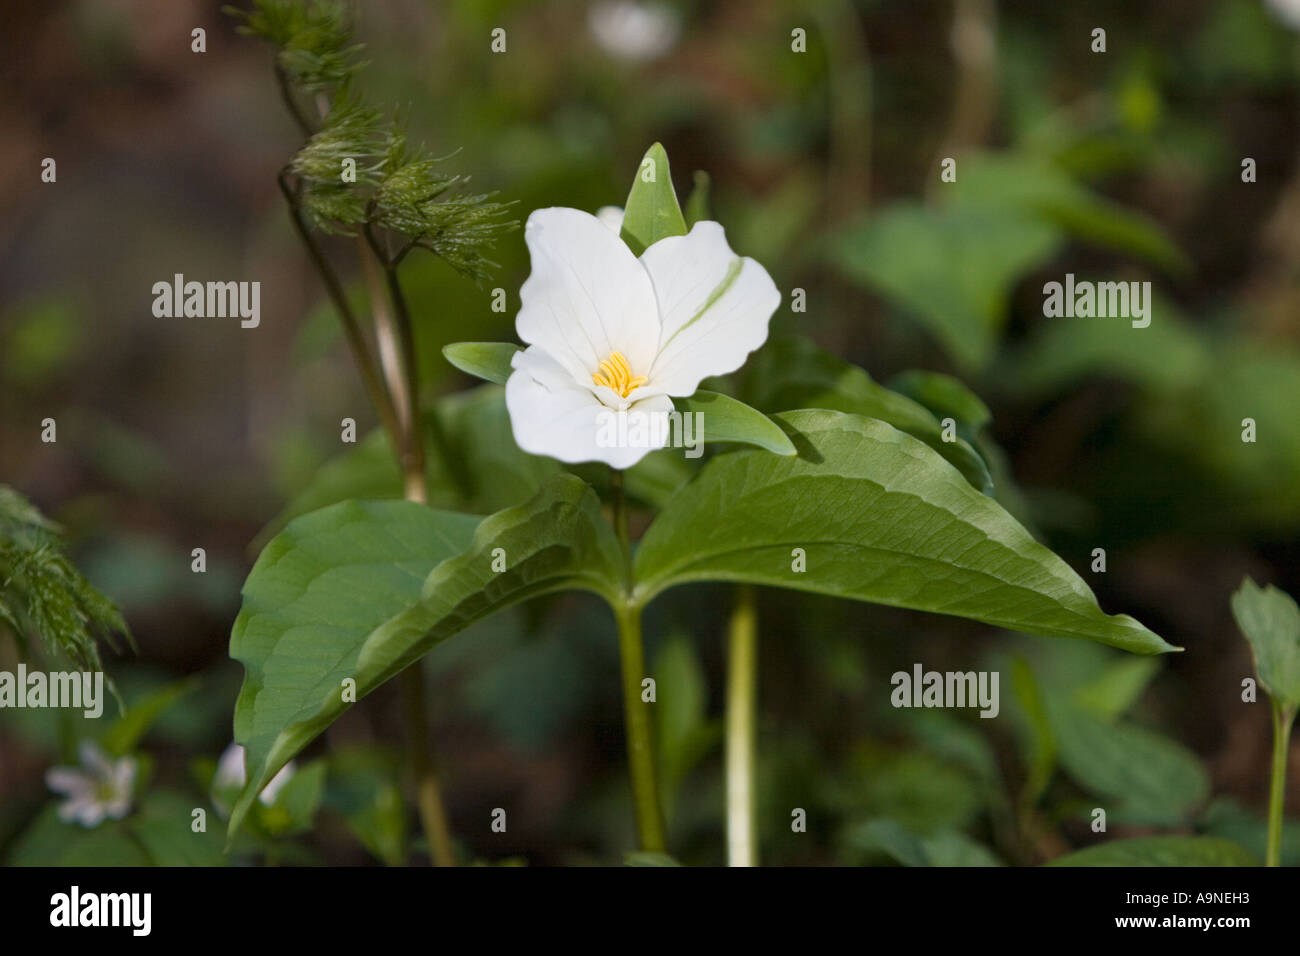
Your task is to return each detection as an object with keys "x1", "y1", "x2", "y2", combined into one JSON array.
[
  {"x1": 442, "y1": 341, "x2": 521, "y2": 385},
  {"x1": 1231, "y1": 578, "x2": 1300, "y2": 712},
  {"x1": 1047, "y1": 836, "x2": 1255, "y2": 867},
  {"x1": 829, "y1": 204, "x2": 1060, "y2": 369}
]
